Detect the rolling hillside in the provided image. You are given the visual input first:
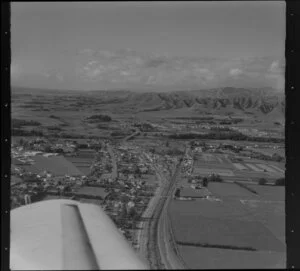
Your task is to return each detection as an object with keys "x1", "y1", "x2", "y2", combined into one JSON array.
[{"x1": 12, "y1": 86, "x2": 285, "y2": 120}]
